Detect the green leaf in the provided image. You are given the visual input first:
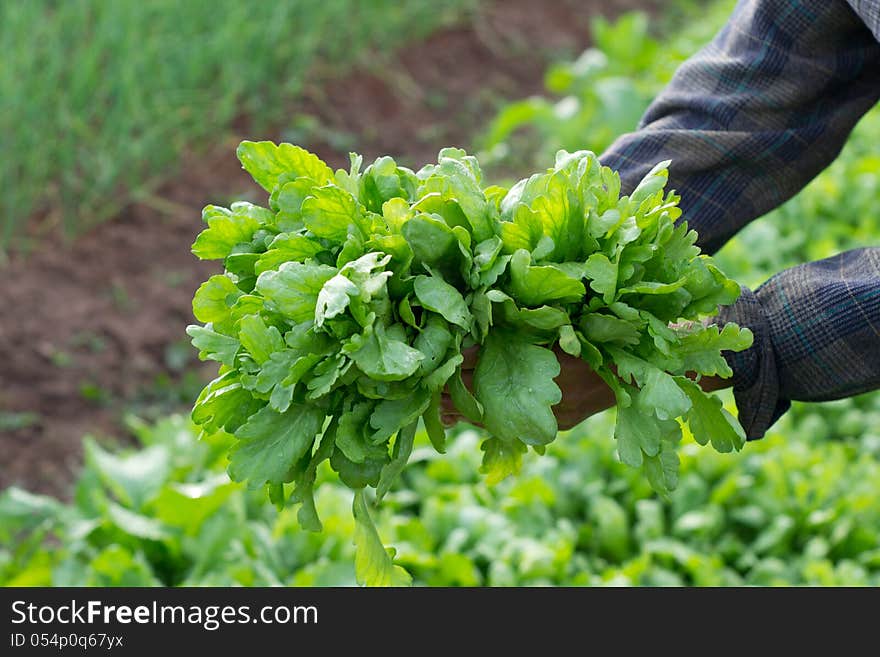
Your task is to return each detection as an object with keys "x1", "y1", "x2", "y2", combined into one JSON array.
[
  {"x1": 678, "y1": 378, "x2": 746, "y2": 453},
  {"x1": 423, "y1": 353, "x2": 463, "y2": 391},
  {"x1": 255, "y1": 234, "x2": 324, "y2": 274},
  {"x1": 192, "y1": 275, "x2": 242, "y2": 324},
  {"x1": 187, "y1": 325, "x2": 239, "y2": 366},
  {"x1": 191, "y1": 375, "x2": 262, "y2": 434},
  {"x1": 351, "y1": 324, "x2": 424, "y2": 382},
  {"x1": 84, "y1": 439, "x2": 170, "y2": 509},
  {"x1": 479, "y1": 437, "x2": 527, "y2": 485},
  {"x1": 507, "y1": 249, "x2": 585, "y2": 307},
  {"x1": 291, "y1": 422, "x2": 337, "y2": 532},
  {"x1": 639, "y1": 367, "x2": 692, "y2": 421},
  {"x1": 474, "y1": 333, "x2": 561, "y2": 446},
  {"x1": 376, "y1": 421, "x2": 417, "y2": 499},
  {"x1": 422, "y1": 393, "x2": 447, "y2": 453},
  {"x1": 676, "y1": 323, "x2": 753, "y2": 377},
  {"x1": 330, "y1": 448, "x2": 387, "y2": 489},
  {"x1": 192, "y1": 206, "x2": 261, "y2": 260},
  {"x1": 369, "y1": 388, "x2": 431, "y2": 443},
  {"x1": 336, "y1": 401, "x2": 383, "y2": 463},
  {"x1": 302, "y1": 185, "x2": 365, "y2": 242},
  {"x1": 644, "y1": 439, "x2": 680, "y2": 497},
  {"x1": 228, "y1": 404, "x2": 325, "y2": 486},
  {"x1": 414, "y1": 315, "x2": 453, "y2": 375},
  {"x1": 352, "y1": 490, "x2": 412, "y2": 587},
  {"x1": 583, "y1": 252, "x2": 619, "y2": 302},
  {"x1": 558, "y1": 324, "x2": 581, "y2": 357},
  {"x1": 413, "y1": 275, "x2": 472, "y2": 329},
  {"x1": 499, "y1": 204, "x2": 543, "y2": 253},
  {"x1": 306, "y1": 355, "x2": 348, "y2": 399},
  {"x1": 315, "y1": 274, "x2": 360, "y2": 327},
  {"x1": 238, "y1": 314, "x2": 284, "y2": 365},
  {"x1": 581, "y1": 313, "x2": 641, "y2": 346},
  {"x1": 256, "y1": 262, "x2": 337, "y2": 323},
  {"x1": 614, "y1": 402, "x2": 658, "y2": 467},
  {"x1": 448, "y1": 367, "x2": 484, "y2": 424},
  {"x1": 237, "y1": 141, "x2": 333, "y2": 192},
  {"x1": 517, "y1": 305, "x2": 570, "y2": 331},
  {"x1": 401, "y1": 213, "x2": 459, "y2": 274}
]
